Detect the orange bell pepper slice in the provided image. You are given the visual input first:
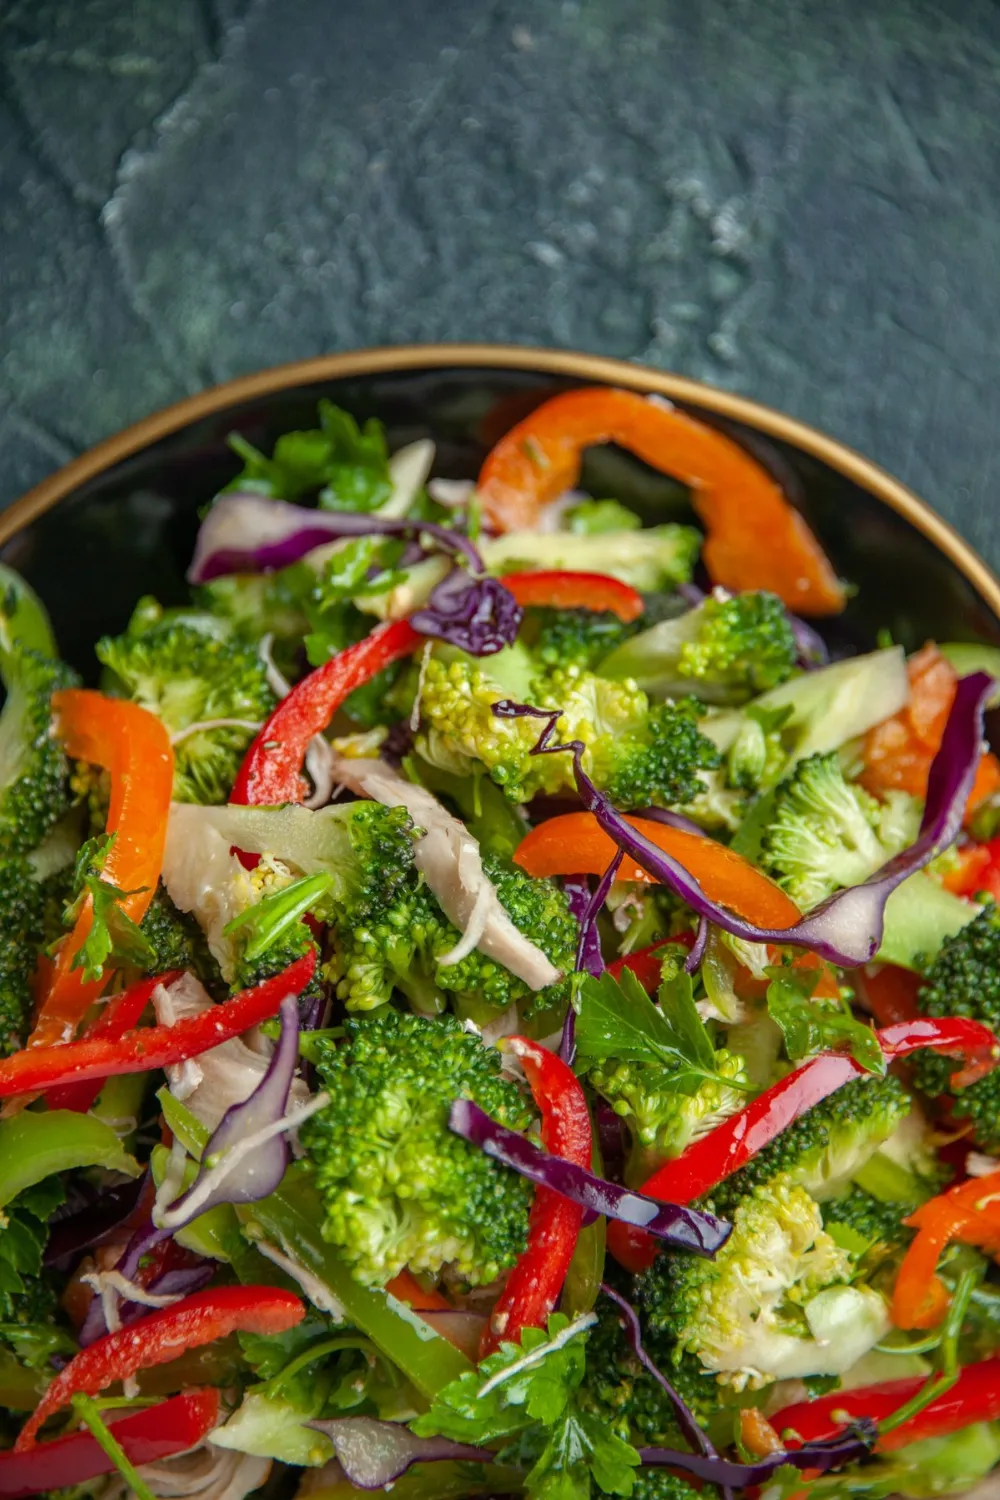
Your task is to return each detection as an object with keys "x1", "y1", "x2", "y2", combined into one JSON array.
[
  {"x1": 515, "y1": 809, "x2": 801, "y2": 929},
  {"x1": 477, "y1": 387, "x2": 846, "y2": 615},
  {"x1": 860, "y1": 644, "x2": 1000, "y2": 822},
  {"x1": 29, "y1": 691, "x2": 174, "y2": 1050},
  {"x1": 893, "y1": 1167, "x2": 1000, "y2": 1329}
]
